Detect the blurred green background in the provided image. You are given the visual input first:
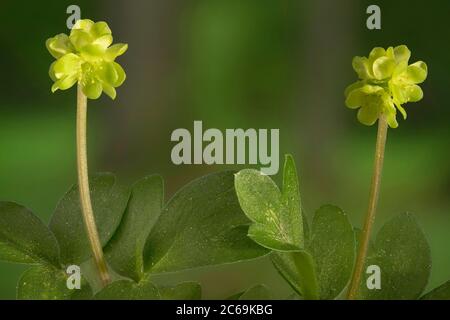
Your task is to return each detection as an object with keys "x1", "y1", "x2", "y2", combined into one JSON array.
[{"x1": 0, "y1": 0, "x2": 449, "y2": 299}]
